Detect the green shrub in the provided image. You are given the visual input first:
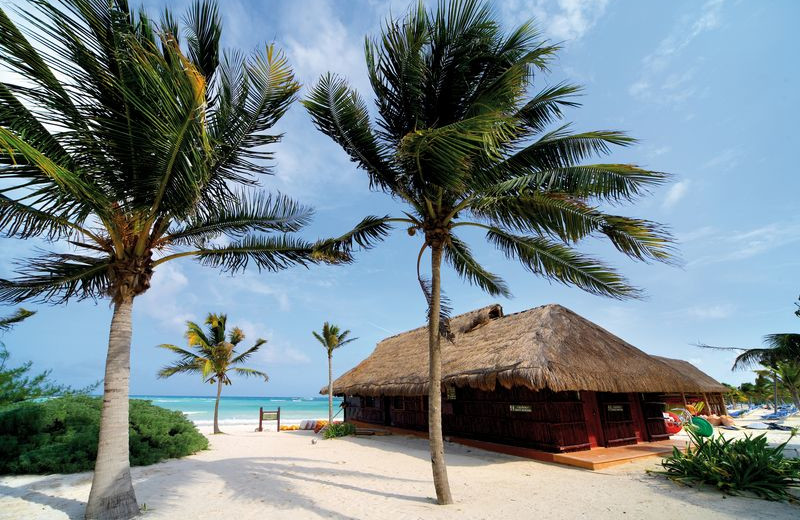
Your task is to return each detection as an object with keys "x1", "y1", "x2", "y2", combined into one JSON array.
[
  {"x1": 0, "y1": 396, "x2": 208, "y2": 474},
  {"x1": 323, "y1": 421, "x2": 356, "y2": 439},
  {"x1": 652, "y1": 429, "x2": 800, "y2": 501}
]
